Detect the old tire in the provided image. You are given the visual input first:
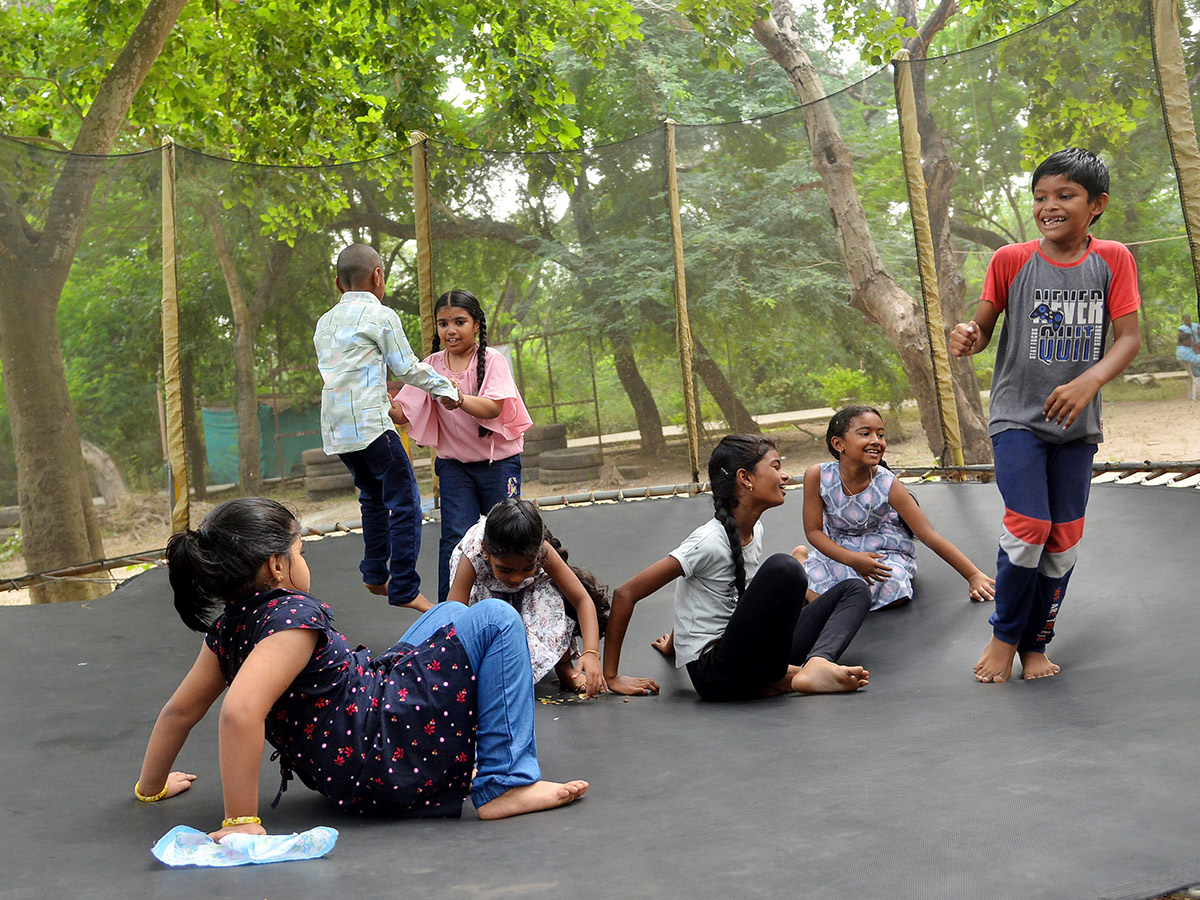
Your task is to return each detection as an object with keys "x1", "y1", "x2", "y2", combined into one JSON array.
[
  {"x1": 537, "y1": 464, "x2": 601, "y2": 485},
  {"x1": 305, "y1": 472, "x2": 357, "y2": 493},
  {"x1": 525, "y1": 423, "x2": 567, "y2": 442},
  {"x1": 537, "y1": 447, "x2": 603, "y2": 471},
  {"x1": 301, "y1": 447, "x2": 336, "y2": 466}
]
